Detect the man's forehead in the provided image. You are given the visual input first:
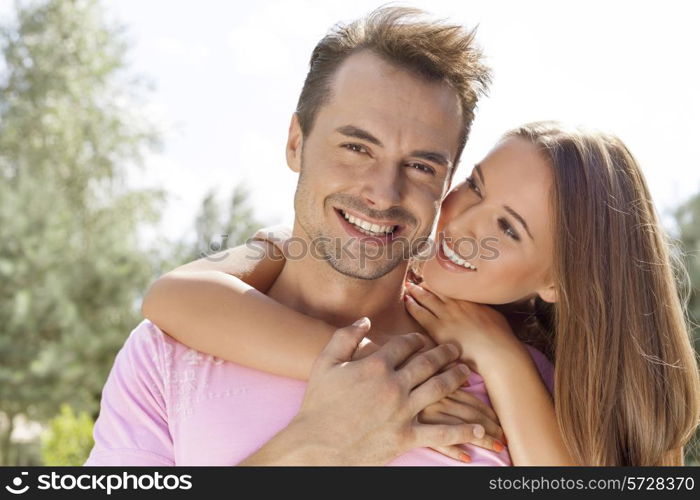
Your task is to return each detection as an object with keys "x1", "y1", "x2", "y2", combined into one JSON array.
[{"x1": 321, "y1": 51, "x2": 463, "y2": 154}]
